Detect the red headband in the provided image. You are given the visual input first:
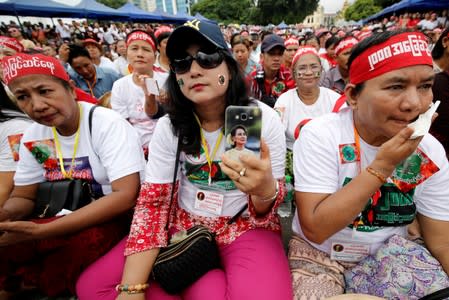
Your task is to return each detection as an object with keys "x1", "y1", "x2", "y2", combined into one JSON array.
[
  {"x1": 0, "y1": 36, "x2": 24, "y2": 53},
  {"x1": 285, "y1": 38, "x2": 299, "y2": 47},
  {"x1": 349, "y1": 32, "x2": 432, "y2": 85},
  {"x1": 126, "y1": 31, "x2": 156, "y2": 51},
  {"x1": 335, "y1": 37, "x2": 358, "y2": 56},
  {"x1": 154, "y1": 26, "x2": 172, "y2": 39},
  {"x1": 2, "y1": 53, "x2": 69, "y2": 85},
  {"x1": 291, "y1": 46, "x2": 319, "y2": 68}
]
